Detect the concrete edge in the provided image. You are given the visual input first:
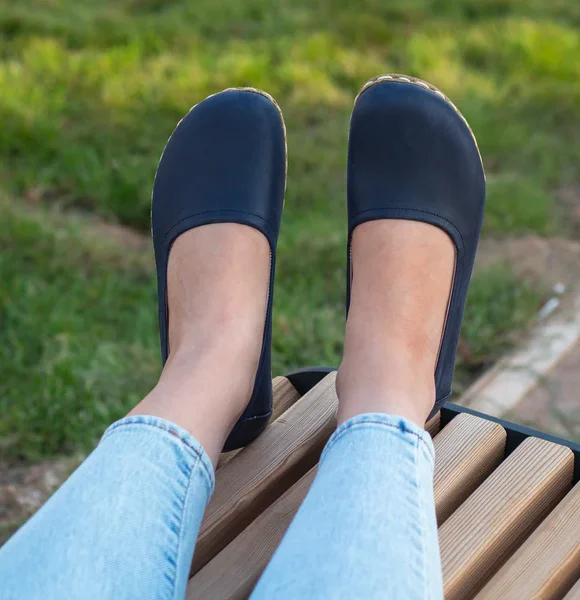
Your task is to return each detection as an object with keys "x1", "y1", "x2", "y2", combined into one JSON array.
[{"x1": 458, "y1": 293, "x2": 580, "y2": 417}]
